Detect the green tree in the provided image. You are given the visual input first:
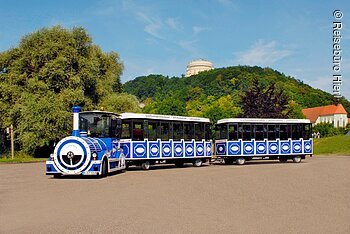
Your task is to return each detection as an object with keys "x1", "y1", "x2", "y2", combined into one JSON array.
[
  {"x1": 99, "y1": 93, "x2": 141, "y2": 113},
  {"x1": 0, "y1": 26, "x2": 123, "y2": 156}
]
